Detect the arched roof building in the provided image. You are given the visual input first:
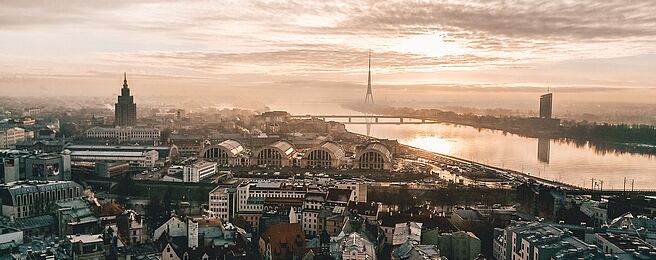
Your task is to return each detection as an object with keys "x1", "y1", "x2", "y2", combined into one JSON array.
[
  {"x1": 355, "y1": 142, "x2": 392, "y2": 170},
  {"x1": 199, "y1": 139, "x2": 247, "y2": 166},
  {"x1": 252, "y1": 140, "x2": 296, "y2": 167},
  {"x1": 301, "y1": 141, "x2": 346, "y2": 168}
]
